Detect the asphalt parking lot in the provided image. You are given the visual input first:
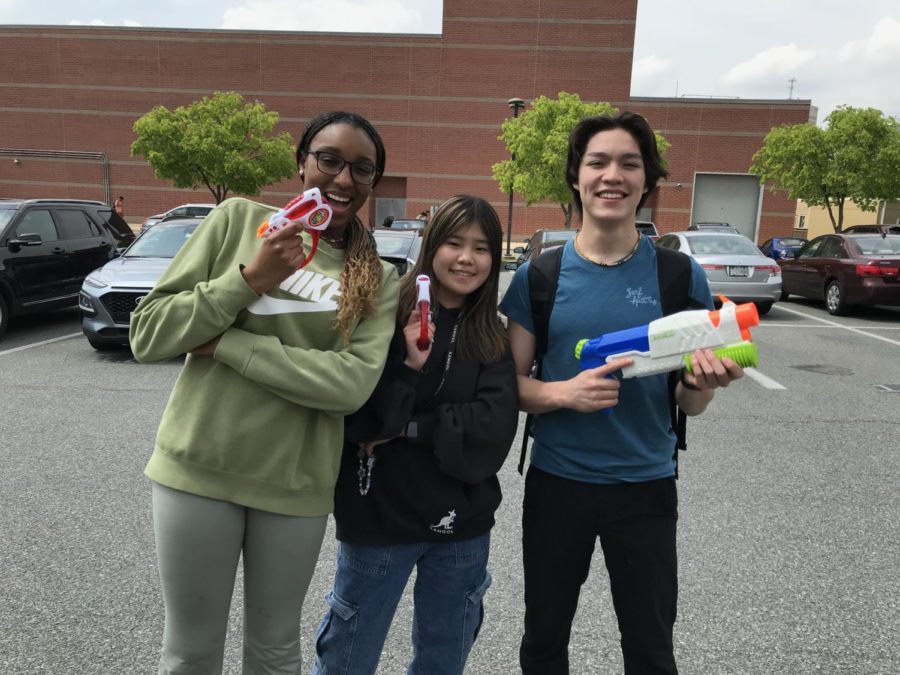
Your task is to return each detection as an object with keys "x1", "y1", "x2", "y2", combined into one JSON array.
[{"x1": 1, "y1": 294, "x2": 899, "y2": 674}]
